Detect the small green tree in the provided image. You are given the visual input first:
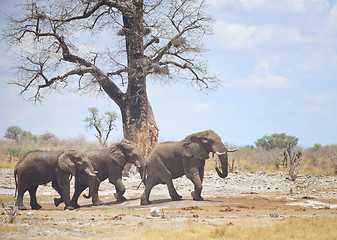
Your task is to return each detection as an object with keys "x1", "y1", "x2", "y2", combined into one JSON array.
[
  {"x1": 313, "y1": 143, "x2": 322, "y2": 150},
  {"x1": 255, "y1": 135, "x2": 276, "y2": 150},
  {"x1": 4, "y1": 126, "x2": 37, "y2": 143},
  {"x1": 255, "y1": 133, "x2": 298, "y2": 150},
  {"x1": 4, "y1": 126, "x2": 23, "y2": 142},
  {"x1": 84, "y1": 107, "x2": 118, "y2": 146},
  {"x1": 8, "y1": 146, "x2": 38, "y2": 160}
]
